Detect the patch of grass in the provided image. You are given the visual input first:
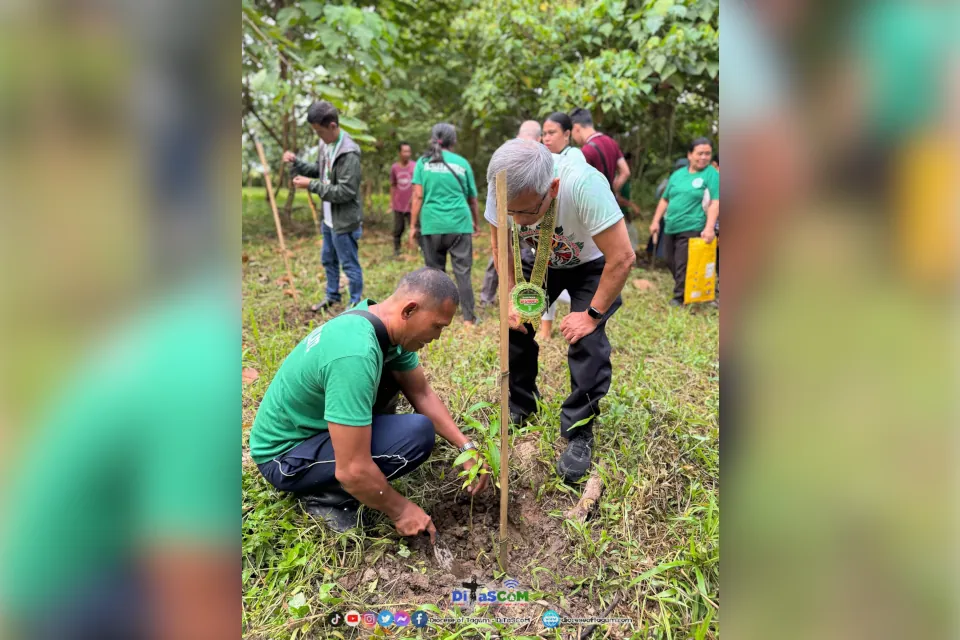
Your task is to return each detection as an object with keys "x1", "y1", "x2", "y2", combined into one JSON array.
[{"x1": 241, "y1": 188, "x2": 719, "y2": 639}]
